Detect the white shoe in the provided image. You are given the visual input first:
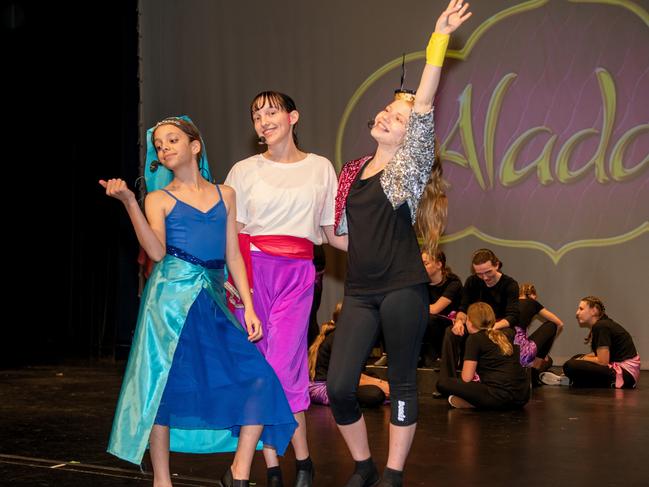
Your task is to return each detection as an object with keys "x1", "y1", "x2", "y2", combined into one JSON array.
[
  {"x1": 539, "y1": 371, "x2": 564, "y2": 386},
  {"x1": 373, "y1": 354, "x2": 388, "y2": 366},
  {"x1": 448, "y1": 395, "x2": 474, "y2": 408}
]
